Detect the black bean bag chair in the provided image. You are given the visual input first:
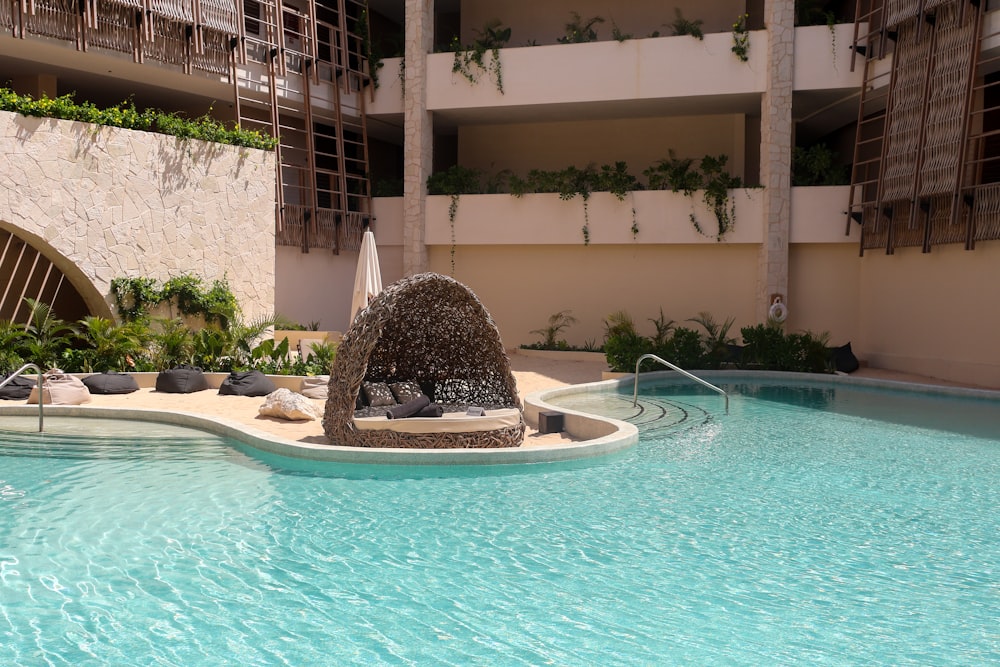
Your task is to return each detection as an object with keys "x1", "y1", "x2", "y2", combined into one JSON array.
[
  {"x1": 0, "y1": 374, "x2": 35, "y2": 400},
  {"x1": 155, "y1": 365, "x2": 210, "y2": 393},
  {"x1": 218, "y1": 370, "x2": 276, "y2": 397},
  {"x1": 829, "y1": 342, "x2": 860, "y2": 374},
  {"x1": 82, "y1": 371, "x2": 139, "y2": 395}
]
